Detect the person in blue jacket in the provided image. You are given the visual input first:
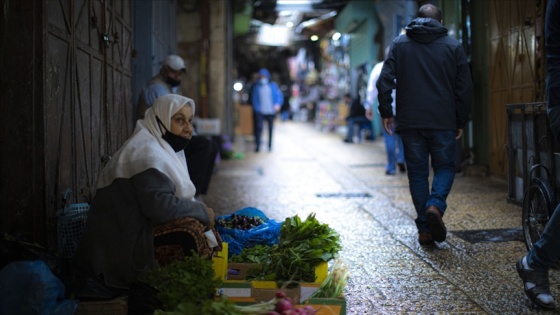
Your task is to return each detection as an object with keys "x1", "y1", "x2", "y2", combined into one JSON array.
[{"x1": 251, "y1": 68, "x2": 283, "y2": 152}]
